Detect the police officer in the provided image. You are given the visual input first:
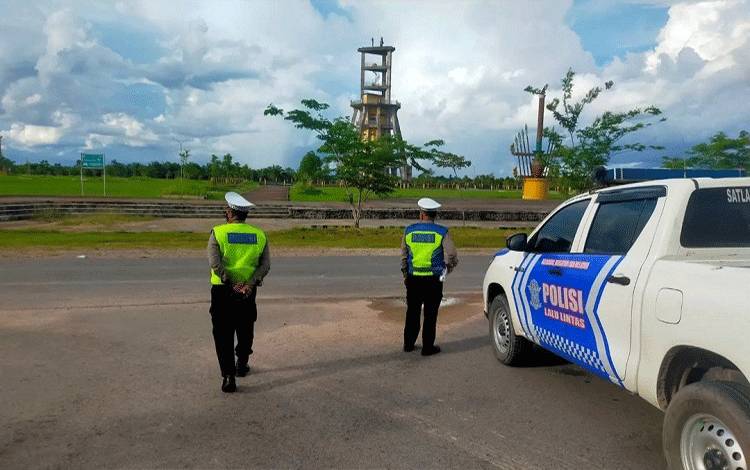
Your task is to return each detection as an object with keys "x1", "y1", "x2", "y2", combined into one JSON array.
[
  {"x1": 401, "y1": 198, "x2": 459, "y2": 356},
  {"x1": 207, "y1": 192, "x2": 270, "y2": 393}
]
